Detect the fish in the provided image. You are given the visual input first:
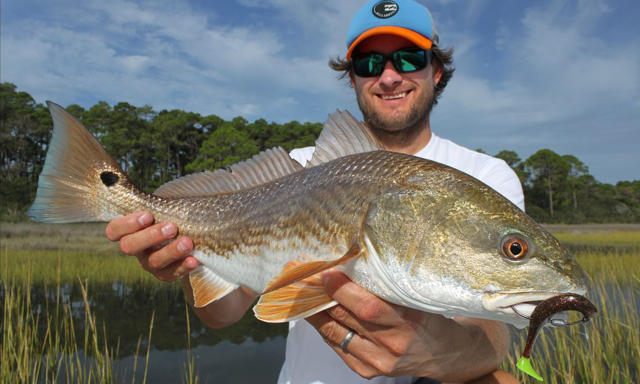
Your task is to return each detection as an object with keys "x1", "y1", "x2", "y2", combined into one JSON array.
[{"x1": 28, "y1": 101, "x2": 590, "y2": 330}]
